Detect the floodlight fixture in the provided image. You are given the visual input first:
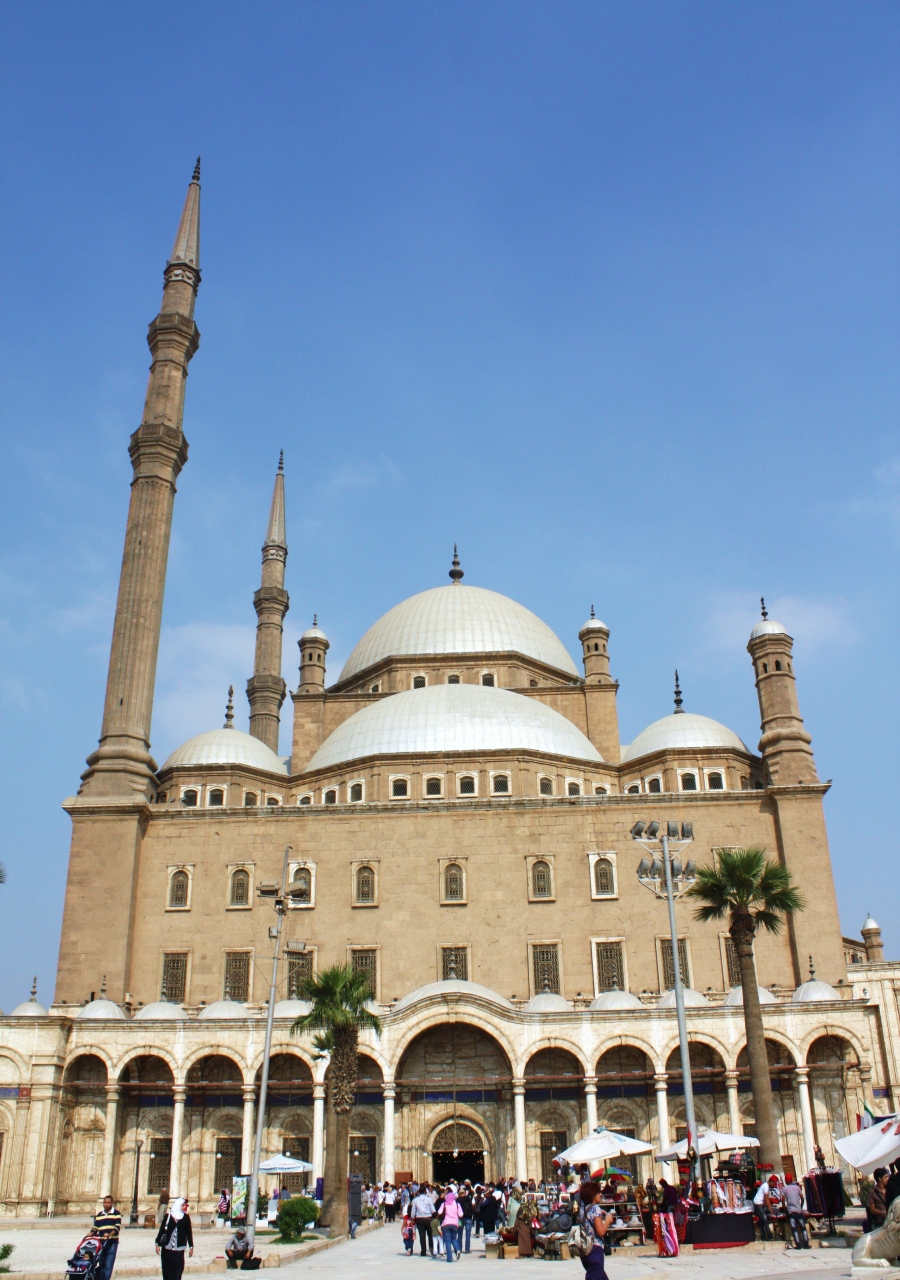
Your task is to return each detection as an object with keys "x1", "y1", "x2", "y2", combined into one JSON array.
[
  {"x1": 637, "y1": 858, "x2": 651, "y2": 878},
  {"x1": 684, "y1": 860, "x2": 697, "y2": 880},
  {"x1": 645, "y1": 821, "x2": 661, "y2": 838},
  {"x1": 681, "y1": 822, "x2": 693, "y2": 840},
  {"x1": 667, "y1": 821, "x2": 680, "y2": 839},
  {"x1": 630, "y1": 821, "x2": 646, "y2": 839},
  {"x1": 671, "y1": 858, "x2": 682, "y2": 879},
  {"x1": 257, "y1": 883, "x2": 279, "y2": 897},
  {"x1": 649, "y1": 858, "x2": 662, "y2": 879}
]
